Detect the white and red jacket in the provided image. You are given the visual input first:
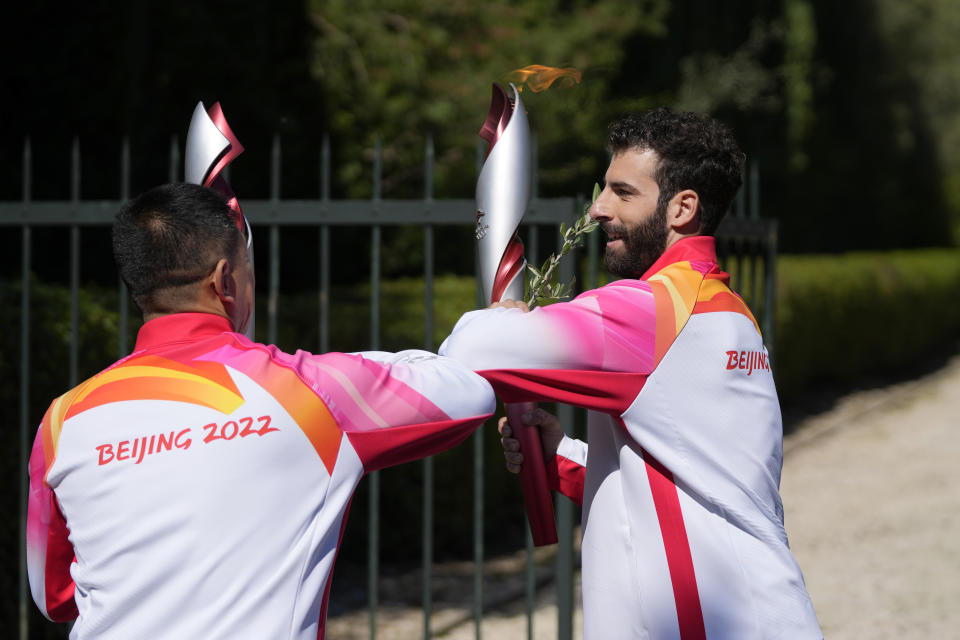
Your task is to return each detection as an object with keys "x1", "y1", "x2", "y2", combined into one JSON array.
[
  {"x1": 27, "y1": 313, "x2": 495, "y2": 639},
  {"x1": 440, "y1": 236, "x2": 821, "y2": 639}
]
